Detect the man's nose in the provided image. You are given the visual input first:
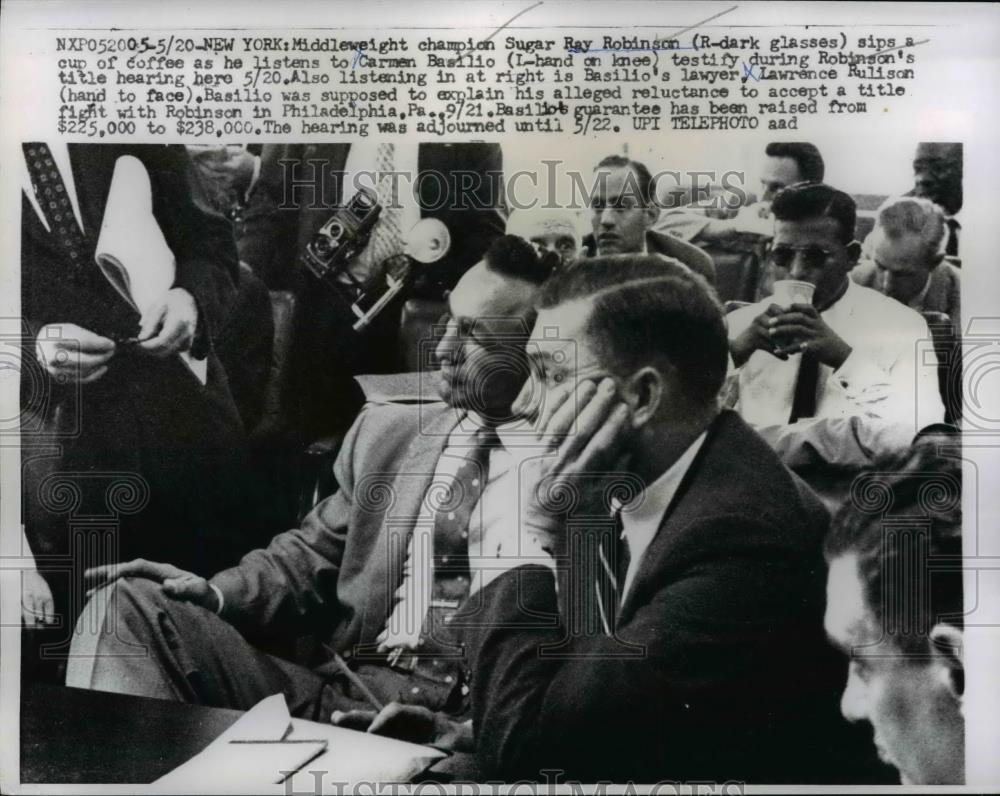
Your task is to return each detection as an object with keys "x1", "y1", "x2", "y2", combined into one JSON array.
[
  {"x1": 788, "y1": 252, "x2": 810, "y2": 281},
  {"x1": 599, "y1": 206, "x2": 617, "y2": 227},
  {"x1": 840, "y1": 666, "x2": 868, "y2": 723},
  {"x1": 435, "y1": 325, "x2": 460, "y2": 366},
  {"x1": 510, "y1": 379, "x2": 532, "y2": 419}
]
